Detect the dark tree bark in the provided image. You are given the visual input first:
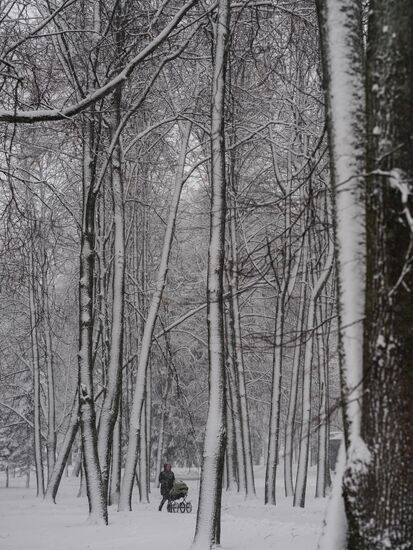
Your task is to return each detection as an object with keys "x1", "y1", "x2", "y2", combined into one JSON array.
[{"x1": 353, "y1": 1, "x2": 413, "y2": 547}]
